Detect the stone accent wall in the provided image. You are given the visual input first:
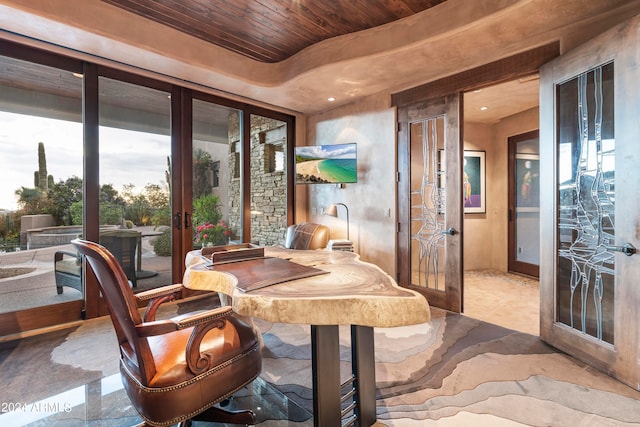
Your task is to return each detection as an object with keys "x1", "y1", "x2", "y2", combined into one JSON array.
[{"x1": 228, "y1": 113, "x2": 287, "y2": 246}]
